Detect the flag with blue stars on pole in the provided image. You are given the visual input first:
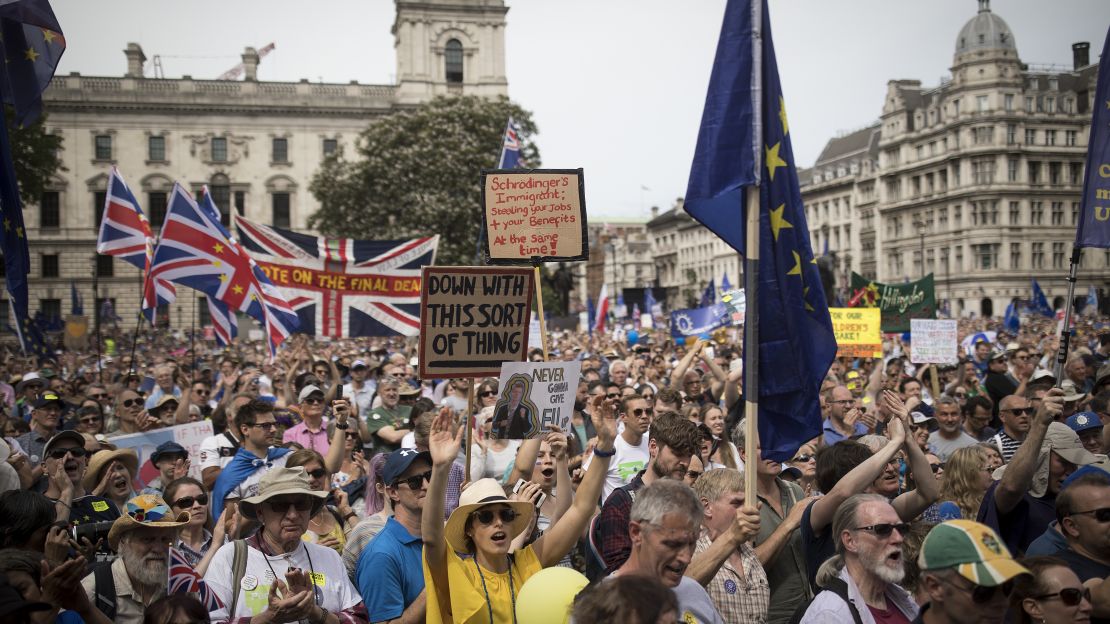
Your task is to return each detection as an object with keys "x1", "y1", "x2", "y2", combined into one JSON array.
[
  {"x1": 0, "y1": 0, "x2": 64, "y2": 356},
  {"x1": 1075, "y1": 26, "x2": 1110, "y2": 248},
  {"x1": 684, "y1": 0, "x2": 836, "y2": 462}
]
